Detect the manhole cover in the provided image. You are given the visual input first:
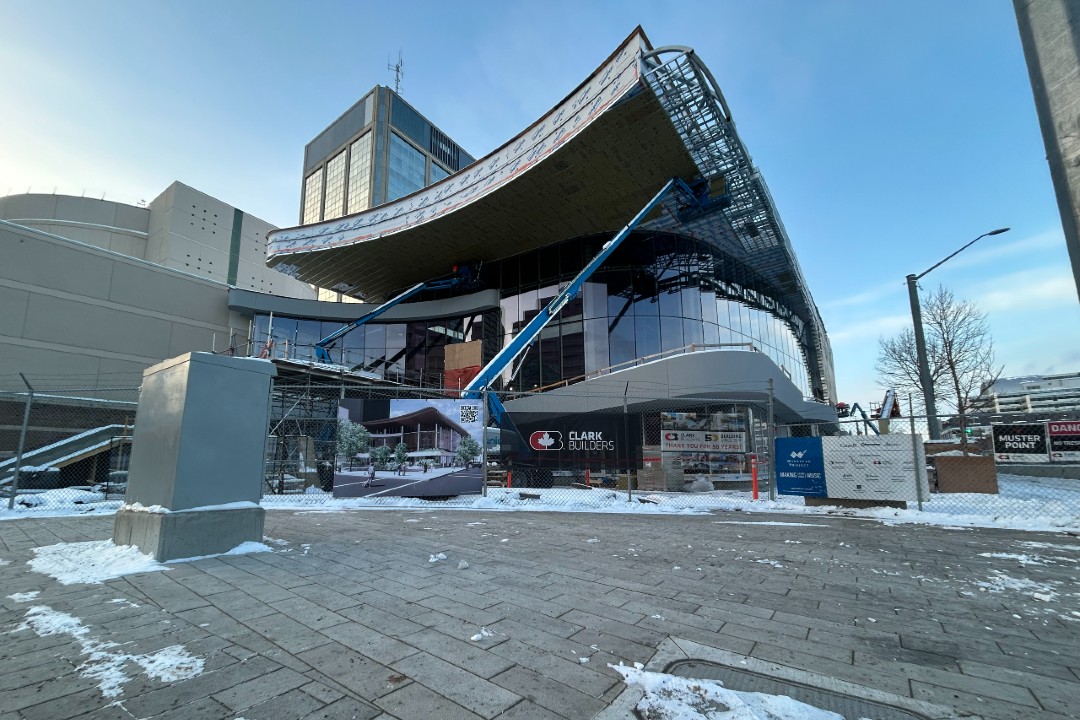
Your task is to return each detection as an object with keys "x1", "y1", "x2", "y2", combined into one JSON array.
[{"x1": 667, "y1": 660, "x2": 930, "y2": 720}]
